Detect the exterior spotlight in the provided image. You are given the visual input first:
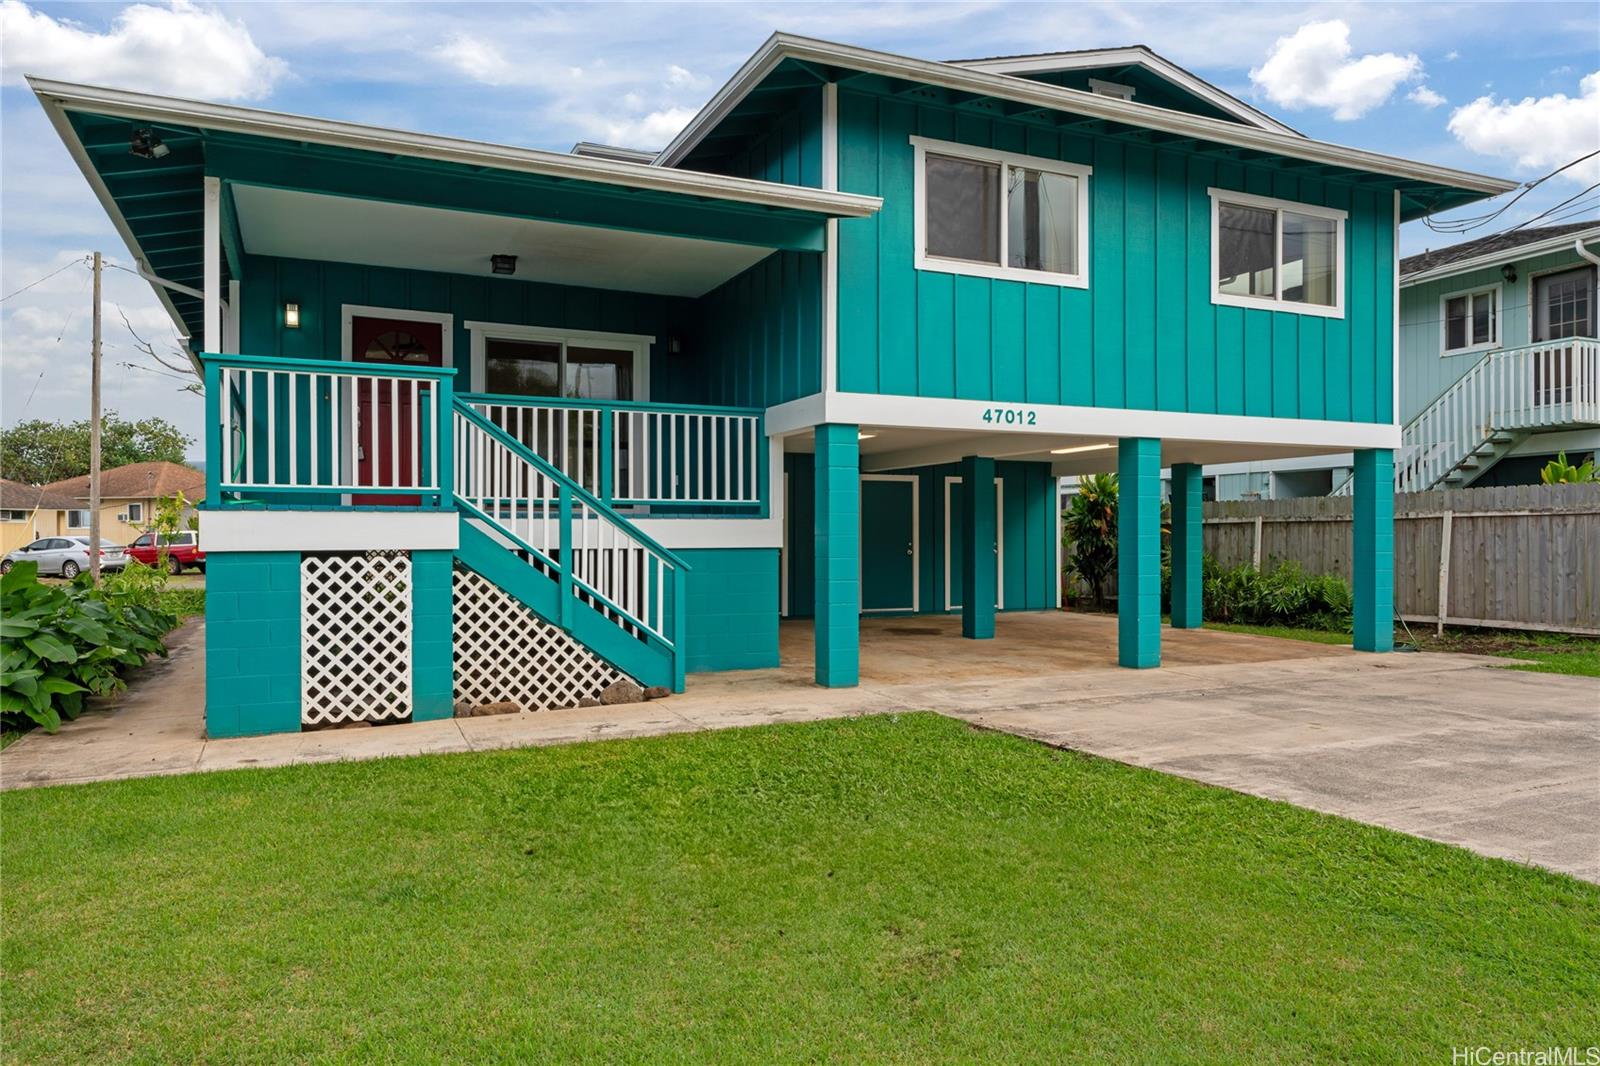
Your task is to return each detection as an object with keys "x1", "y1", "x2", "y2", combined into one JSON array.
[
  {"x1": 1050, "y1": 442, "x2": 1115, "y2": 455},
  {"x1": 284, "y1": 302, "x2": 301, "y2": 329},
  {"x1": 490, "y1": 254, "x2": 517, "y2": 275},
  {"x1": 129, "y1": 127, "x2": 169, "y2": 159},
  {"x1": 1500, "y1": 264, "x2": 1517, "y2": 284}
]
